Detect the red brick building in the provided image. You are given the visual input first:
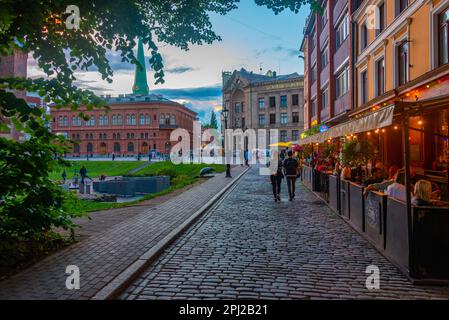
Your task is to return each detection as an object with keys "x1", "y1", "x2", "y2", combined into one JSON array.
[
  {"x1": 0, "y1": 49, "x2": 28, "y2": 141},
  {"x1": 50, "y1": 39, "x2": 197, "y2": 157}
]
